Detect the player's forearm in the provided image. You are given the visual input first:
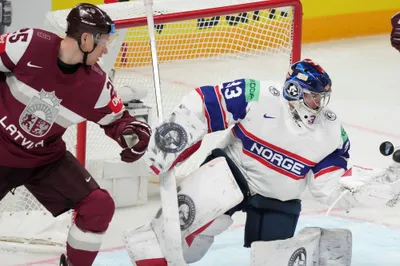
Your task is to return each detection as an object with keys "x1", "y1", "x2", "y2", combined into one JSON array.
[
  {"x1": 308, "y1": 169, "x2": 354, "y2": 210},
  {"x1": 317, "y1": 184, "x2": 355, "y2": 210},
  {"x1": 311, "y1": 184, "x2": 346, "y2": 209}
]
